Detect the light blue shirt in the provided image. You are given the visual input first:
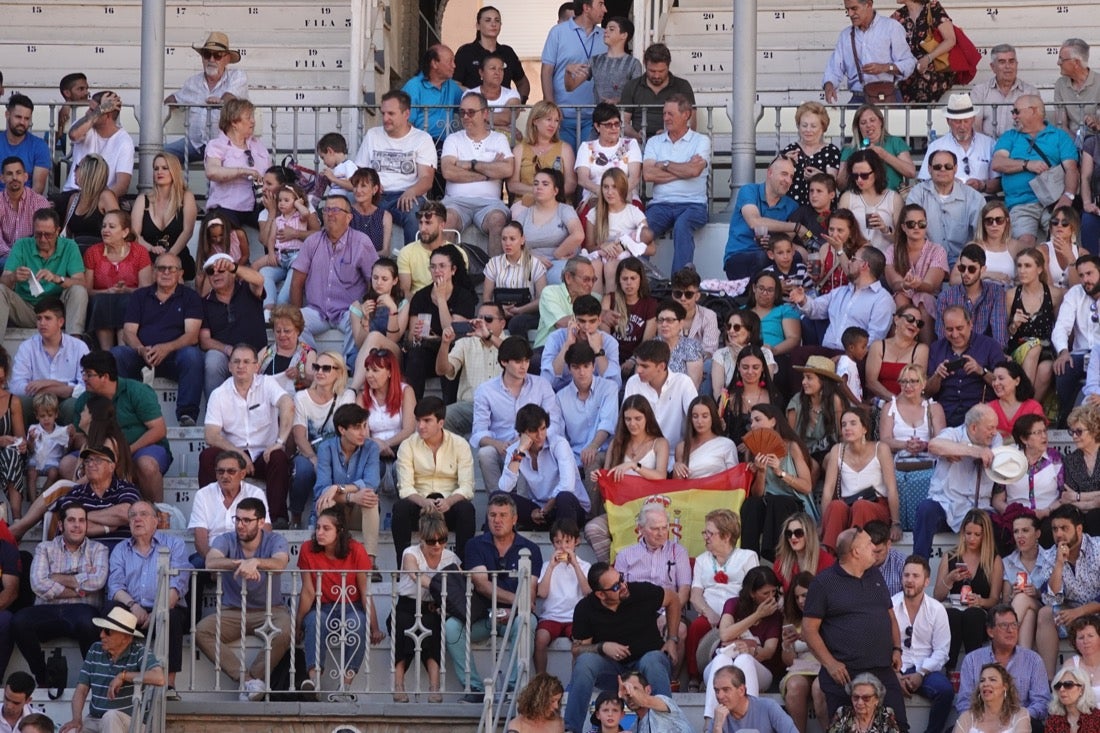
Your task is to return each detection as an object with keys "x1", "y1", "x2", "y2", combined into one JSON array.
[
  {"x1": 643, "y1": 130, "x2": 711, "y2": 204},
  {"x1": 905, "y1": 180, "x2": 985, "y2": 265},
  {"x1": 556, "y1": 376, "x2": 619, "y2": 460},
  {"x1": 500, "y1": 434, "x2": 590, "y2": 511},
  {"x1": 797, "y1": 279, "x2": 895, "y2": 350},
  {"x1": 1002, "y1": 546, "x2": 1055, "y2": 596},
  {"x1": 108, "y1": 531, "x2": 190, "y2": 607},
  {"x1": 470, "y1": 374, "x2": 564, "y2": 449},
  {"x1": 10, "y1": 332, "x2": 89, "y2": 398},
  {"x1": 313, "y1": 436, "x2": 382, "y2": 502},
  {"x1": 540, "y1": 19, "x2": 608, "y2": 111},
  {"x1": 402, "y1": 72, "x2": 464, "y2": 143},
  {"x1": 822, "y1": 12, "x2": 917, "y2": 93},
  {"x1": 541, "y1": 327, "x2": 622, "y2": 391}
]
